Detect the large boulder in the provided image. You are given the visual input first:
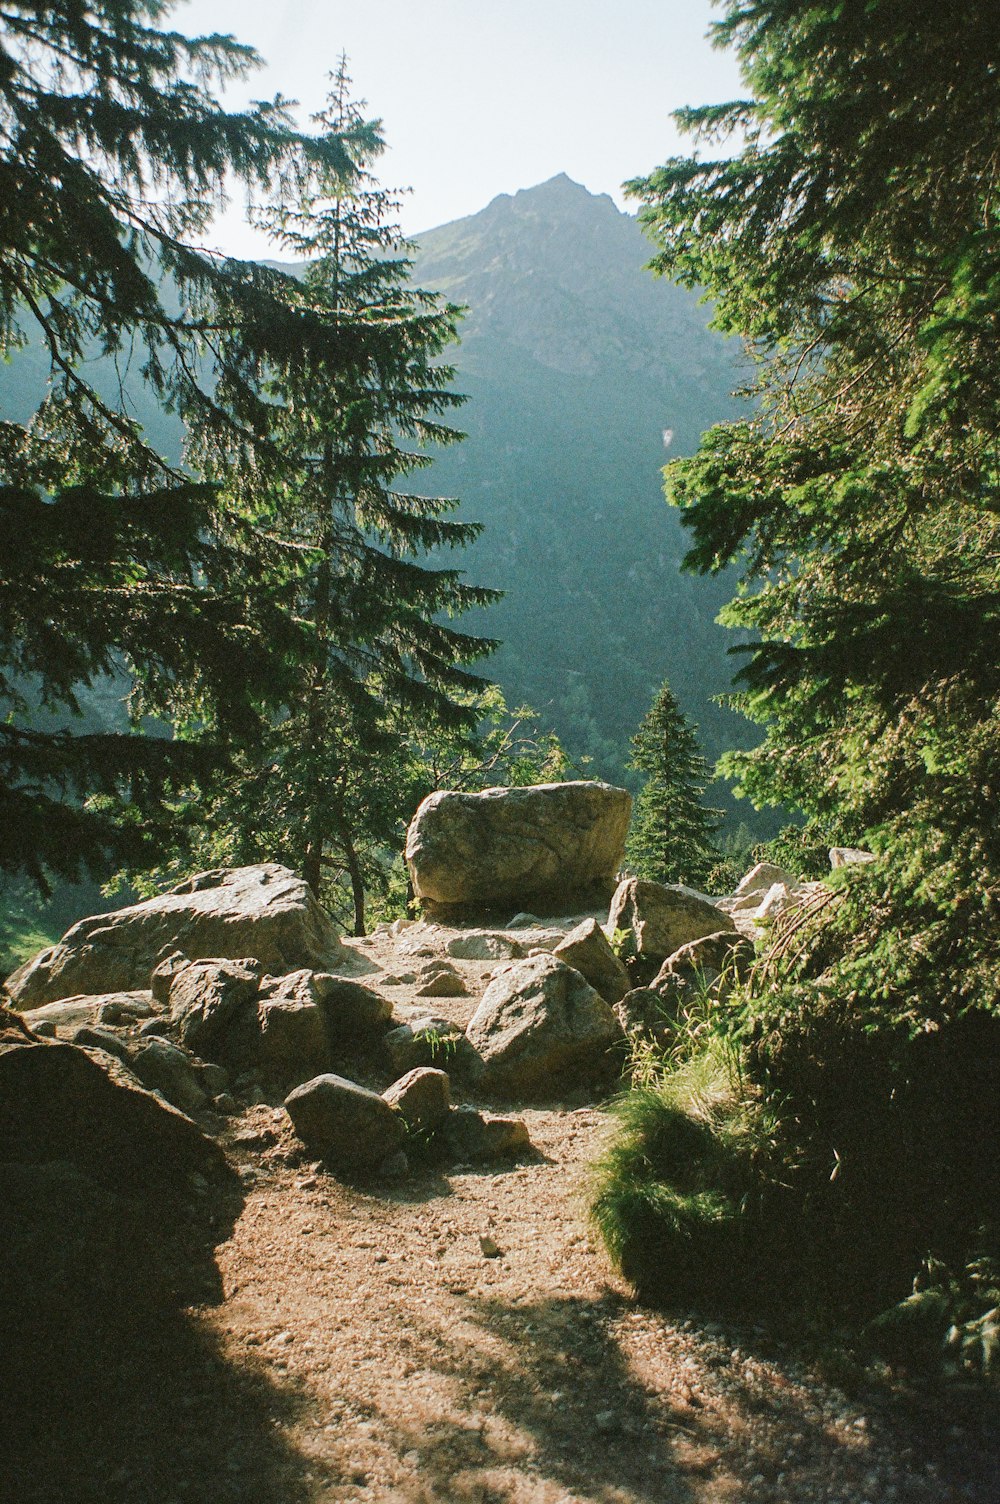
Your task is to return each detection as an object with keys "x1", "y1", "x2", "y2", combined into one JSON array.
[
  {"x1": 553, "y1": 917, "x2": 631, "y2": 1004},
  {"x1": 284, "y1": 1073, "x2": 405, "y2": 1170},
  {"x1": 465, "y1": 953, "x2": 625, "y2": 1100},
  {"x1": 0, "y1": 1040, "x2": 226, "y2": 1196},
  {"x1": 608, "y1": 878, "x2": 736, "y2": 970},
  {"x1": 4, "y1": 864, "x2": 351, "y2": 1008},
  {"x1": 405, "y1": 781, "x2": 632, "y2": 910}
]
